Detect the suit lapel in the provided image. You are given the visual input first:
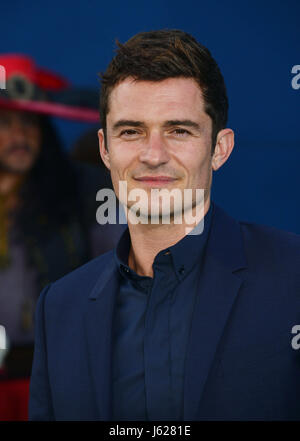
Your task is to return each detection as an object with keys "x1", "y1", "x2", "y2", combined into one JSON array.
[
  {"x1": 183, "y1": 204, "x2": 247, "y2": 420},
  {"x1": 83, "y1": 257, "x2": 120, "y2": 420}
]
